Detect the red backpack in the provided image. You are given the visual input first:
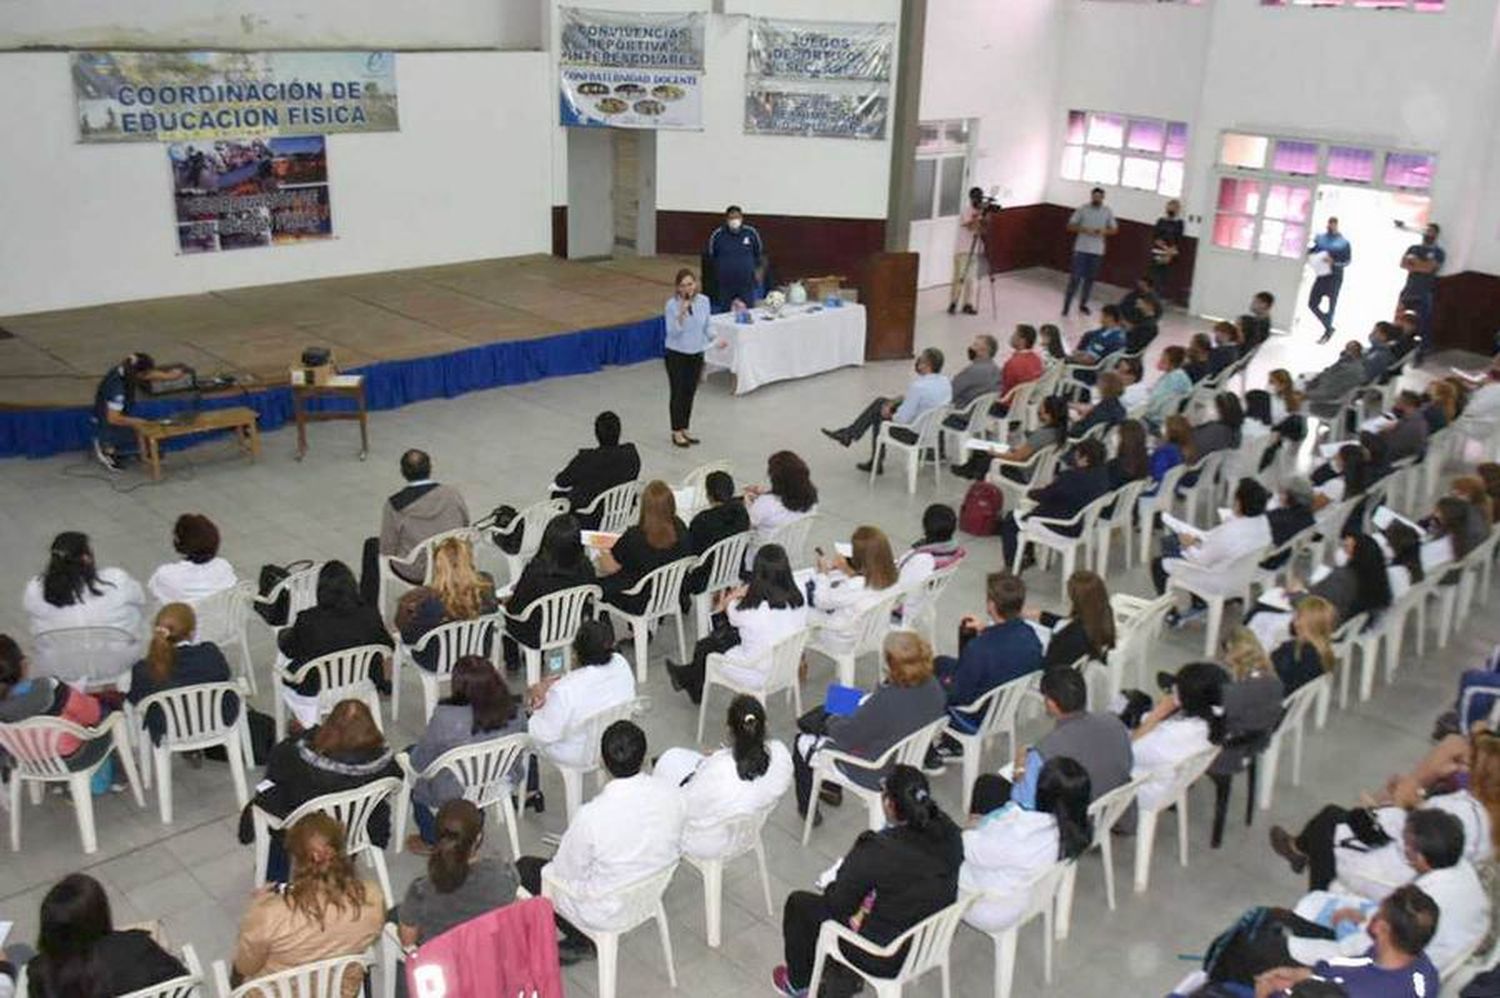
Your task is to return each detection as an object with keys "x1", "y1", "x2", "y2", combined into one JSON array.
[{"x1": 959, "y1": 480, "x2": 1004, "y2": 536}]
